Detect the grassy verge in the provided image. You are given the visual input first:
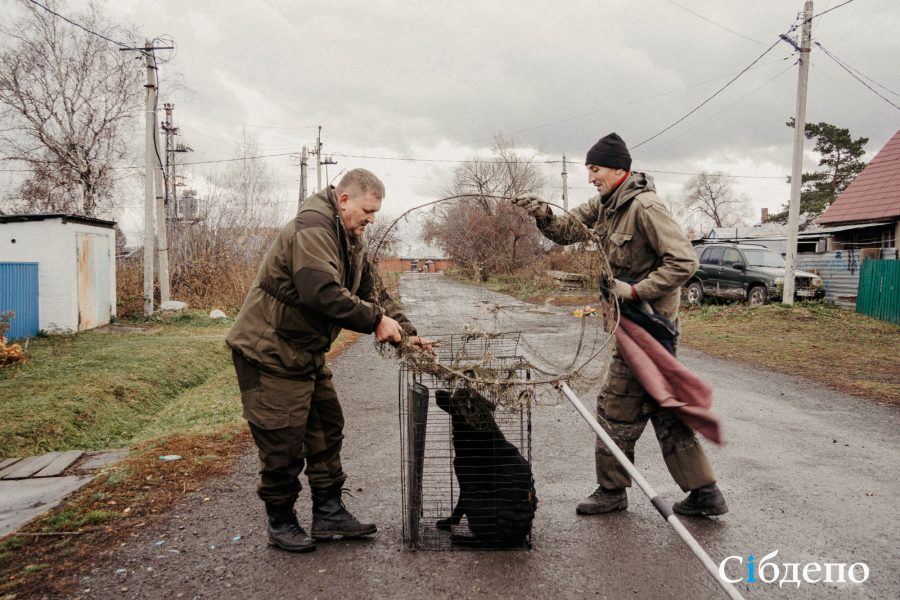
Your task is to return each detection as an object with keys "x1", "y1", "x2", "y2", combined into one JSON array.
[
  {"x1": 0, "y1": 311, "x2": 235, "y2": 458},
  {"x1": 0, "y1": 311, "x2": 358, "y2": 597},
  {"x1": 680, "y1": 301, "x2": 899, "y2": 403}
]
